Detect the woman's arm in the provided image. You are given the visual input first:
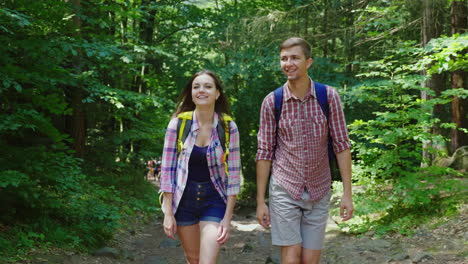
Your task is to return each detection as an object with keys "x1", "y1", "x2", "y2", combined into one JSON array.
[
  {"x1": 162, "y1": 192, "x2": 177, "y2": 239},
  {"x1": 217, "y1": 195, "x2": 236, "y2": 244},
  {"x1": 160, "y1": 118, "x2": 179, "y2": 239},
  {"x1": 160, "y1": 118, "x2": 179, "y2": 195},
  {"x1": 226, "y1": 120, "x2": 241, "y2": 196}
]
